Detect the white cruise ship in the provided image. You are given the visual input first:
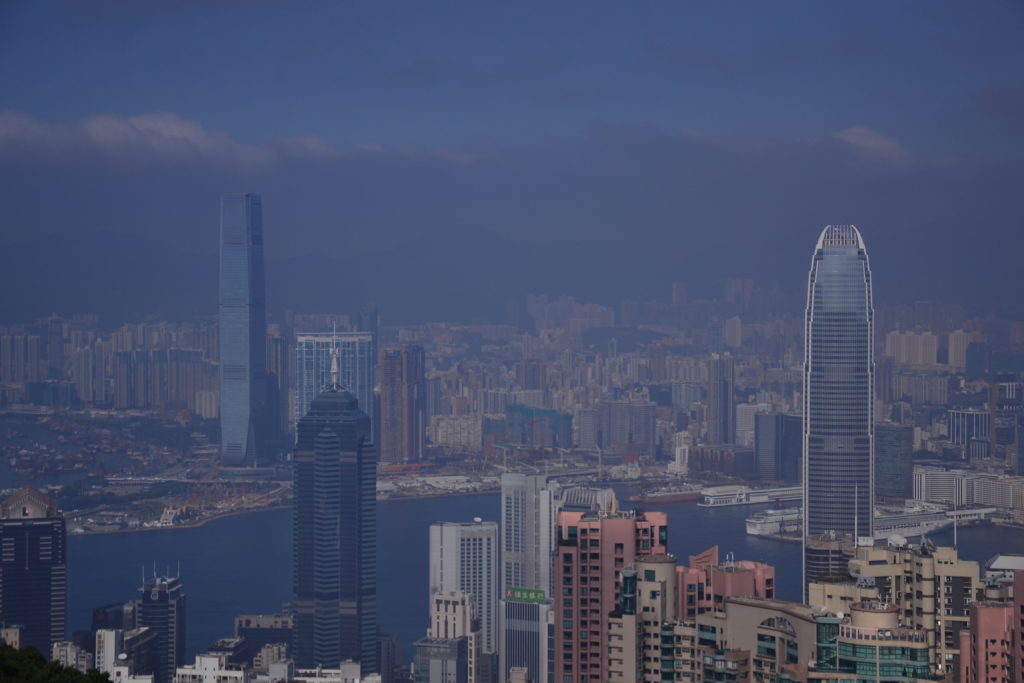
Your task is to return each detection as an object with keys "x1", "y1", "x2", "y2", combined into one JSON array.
[
  {"x1": 746, "y1": 508, "x2": 802, "y2": 536},
  {"x1": 745, "y1": 502, "x2": 997, "y2": 540}
]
